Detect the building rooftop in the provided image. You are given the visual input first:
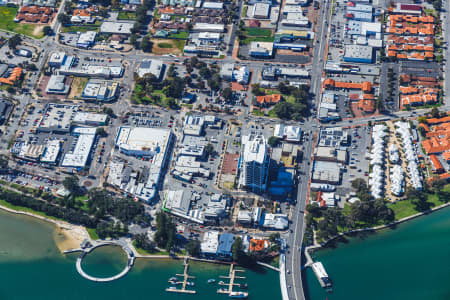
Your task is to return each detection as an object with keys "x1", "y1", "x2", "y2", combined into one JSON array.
[
  {"x1": 201, "y1": 231, "x2": 219, "y2": 254},
  {"x1": 138, "y1": 59, "x2": 165, "y2": 79},
  {"x1": 100, "y1": 21, "x2": 135, "y2": 34},
  {"x1": 116, "y1": 127, "x2": 172, "y2": 156},
  {"x1": 242, "y1": 133, "x2": 268, "y2": 164}
]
